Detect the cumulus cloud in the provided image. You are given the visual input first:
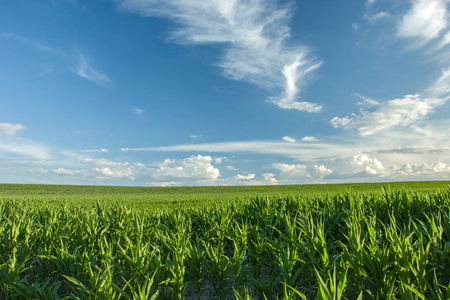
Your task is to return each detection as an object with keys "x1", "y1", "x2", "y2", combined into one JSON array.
[
  {"x1": 151, "y1": 155, "x2": 220, "y2": 183},
  {"x1": 397, "y1": 0, "x2": 448, "y2": 47},
  {"x1": 273, "y1": 162, "x2": 331, "y2": 182},
  {"x1": 389, "y1": 161, "x2": 450, "y2": 179},
  {"x1": 236, "y1": 173, "x2": 256, "y2": 180},
  {"x1": 273, "y1": 163, "x2": 308, "y2": 178},
  {"x1": 117, "y1": 0, "x2": 322, "y2": 112},
  {"x1": 0, "y1": 123, "x2": 24, "y2": 136},
  {"x1": 74, "y1": 52, "x2": 109, "y2": 85},
  {"x1": 321, "y1": 152, "x2": 450, "y2": 181},
  {"x1": 331, "y1": 93, "x2": 445, "y2": 136},
  {"x1": 222, "y1": 172, "x2": 278, "y2": 185},
  {"x1": 263, "y1": 173, "x2": 278, "y2": 185},
  {"x1": 318, "y1": 152, "x2": 386, "y2": 180}
]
